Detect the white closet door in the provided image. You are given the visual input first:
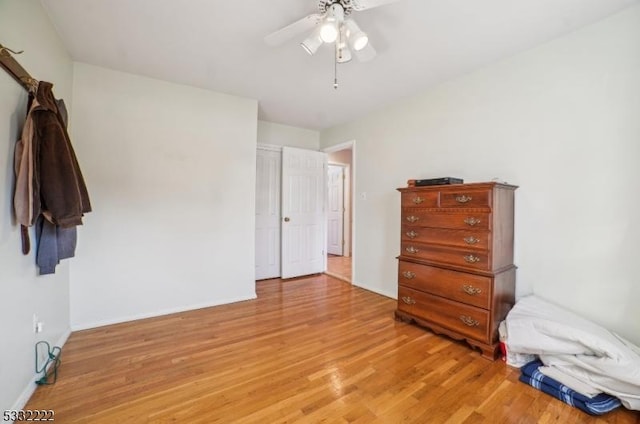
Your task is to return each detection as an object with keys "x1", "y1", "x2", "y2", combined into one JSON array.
[
  {"x1": 255, "y1": 148, "x2": 281, "y2": 280},
  {"x1": 327, "y1": 165, "x2": 344, "y2": 256},
  {"x1": 281, "y1": 147, "x2": 327, "y2": 279}
]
